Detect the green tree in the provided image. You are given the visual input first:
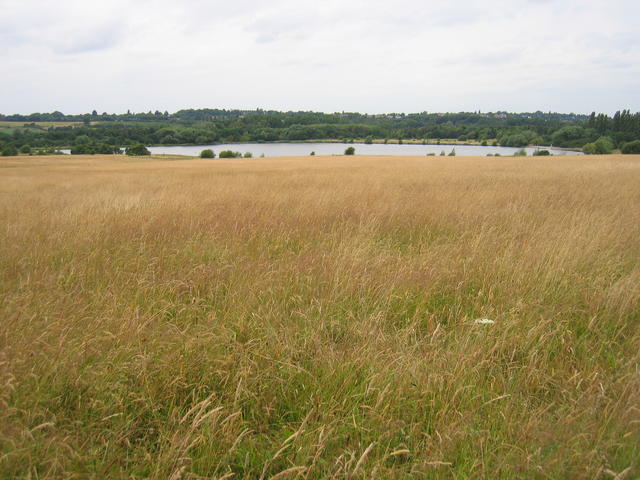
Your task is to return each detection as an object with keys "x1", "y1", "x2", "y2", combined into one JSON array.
[
  {"x1": 93, "y1": 143, "x2": 120, "y2": 154},
  {"x1": 219, "y1": 150, "x2": 241, "y2": 158},
  {"x1": 71, "y1": 145, "x2": 88, "y2": 155},
  {"x1": 621, "y1": 140, "x2": 640, "y2": 154},
  {"x1": 344, "y1": 147, "x2": 355, "y2": 155},
  {"x1": 582, "y1": 137, "x2": 614, "y2": 155},
  {"x1": 498, "y1": 130, "x2": 537, "y2": 147},
  {"x1": 200, "y1": 149, "x2": 215, "y2": 158},
  {"x1": 125, "y1": 144, "x2": 150, "y2": 156},
  {"x1": 71, "y1": 144, "x2": 89, "y2": 154},
  {"x1": 1, "y1": 145, "x2": 18, "y2": 156},
  {"x1": 551, "y1": 126, "x2": 589, "y2": 147},
  {"x1": 533, "y1": 149, "x2": 551, "y2": 156}
]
